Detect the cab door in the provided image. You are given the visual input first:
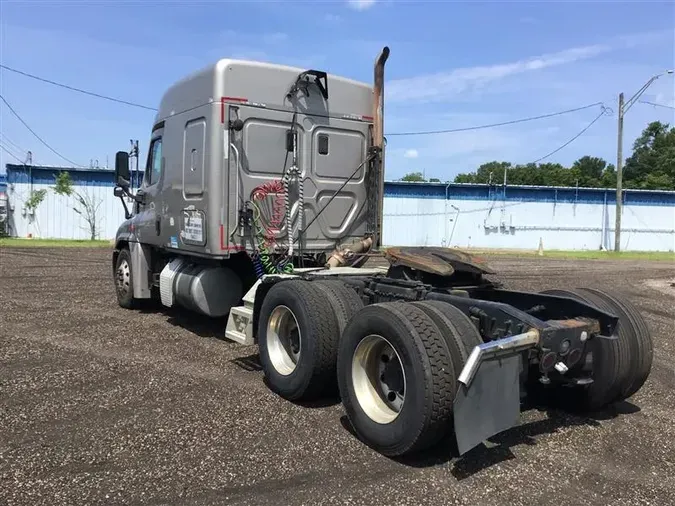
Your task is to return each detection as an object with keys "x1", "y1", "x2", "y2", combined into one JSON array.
[{"x1": 134, "y1": 127, "x2": 165, "y2": 245}]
